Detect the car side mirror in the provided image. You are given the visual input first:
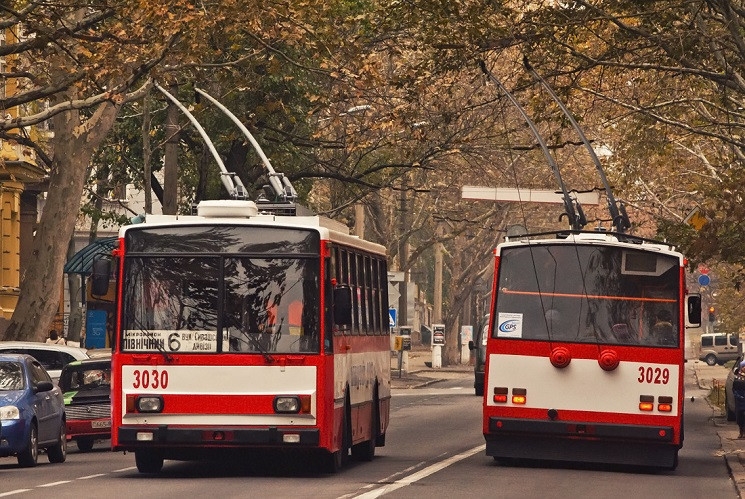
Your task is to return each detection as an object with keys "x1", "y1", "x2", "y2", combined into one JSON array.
[{"x1": 35, "y1": 381, "x2": 54, "y2": 393}]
